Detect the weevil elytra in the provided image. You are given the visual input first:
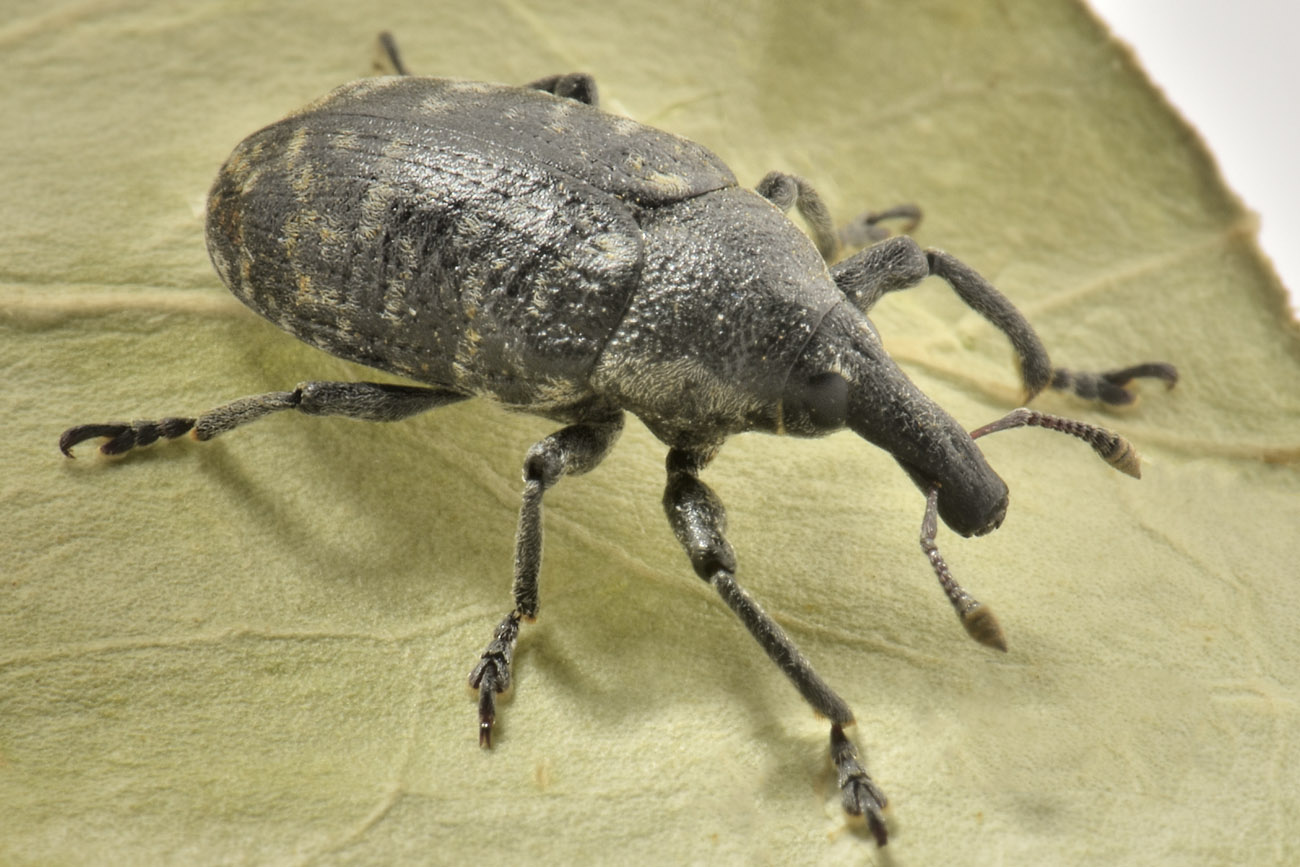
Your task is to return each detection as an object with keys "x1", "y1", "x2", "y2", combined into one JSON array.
[{"x1": 59, "y1": 35, "x2": 1177, "y2": 846}]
